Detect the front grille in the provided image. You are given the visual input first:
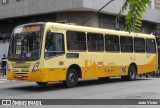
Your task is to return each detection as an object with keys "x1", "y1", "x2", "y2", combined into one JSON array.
[
  {"x1": 11, "y1": 68, "x2": 30, "y2": 73},
  {"x1": 12, "y1": 63, "x2": 31, "y2": 68},
  {"x1": 12, "y1": 71, "x2": 19, "y2": 72},
  {"x1": 12, "y1": 67, "x2": 30, "y2": 68}
]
